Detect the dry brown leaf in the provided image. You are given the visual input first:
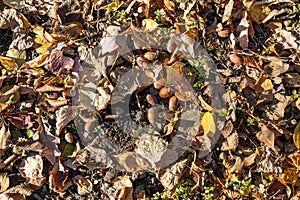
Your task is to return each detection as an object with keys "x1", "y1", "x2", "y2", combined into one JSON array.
[
  {"x1": 278, "y1": 30, "x2": 300, "y2": 51},
  {"x1": 38, "y1": 115, "x2": 61, "y2": 164},
  {"x1": 256, "y1": 124, "x2": 276, "y2": 152},
  {"x1": 49, "y1": 160, "x2": 72, "y2": 195},
  {"x1": 221, "y1": 131, "x2": 238, "y2": 151},
  {"x1": 0, "y1": 173, "x2": 9, "y2": 193},
  {"x1": 0, "y1": 125, "x2": 10, "y2": 150},
  {"x1": 158, "y1": 159, "x2": 188, "y2": 191},
  {"x1": 49, "y1": 50, "x2": 75, "y2": 76},
  {"x1": 113, "y1": 151, "x2": 151, "y2": 172},
  {"x1": 248, "y1": 4, "x2": 271, "y2": 23},
  {"x1": 19, "y1": 155, "x2": 45, "y2": 187},
  {"x1": 53, "y1": 22, "x2": 83, "y2": 39},
  {"x1": 222, "y1": 0, "x2": 234, "y2": 23},
  {"x1": 55, "y1": 105, "x2": 78, "y2": 136},
  {"x1": 72, "y1": 175, "x2": 93, "y2": 196},
  {"x1": 296, "y1": 98, "x2": 300, "y2": 111},
  {"x1": 142, "y1": 19, "x2": 158, "y2": 32},
  {"x1": 260, "y1": 79, "x2": 273, "y2": 91},
  {"x1": 236, "y1": 11, "x2": 250, "y2": 49},
  {"x1": 6, "y1": 112, "x2": 34, "y2": 129},
  {"x1": 230, "y1": 156, "x2": 244, "y2": 173},
  {"x1": 4, "y1": 183, "x2": 34, "y2": 196},
  {"x1": 36, "y1": 84, "x2": 64, "y2": 93},
  {"x1": 0, "y1": 8, "x2": 24, "y2": 30},
  {"x1": 284, "y1": 73, "x2": 300, "y2": 87},
  {"x1": 243, "y1": 153, "x2": 257, "y2": 167},
  {"x1": 113, "y1": 175, "x2": 133, "y2": 200}
]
